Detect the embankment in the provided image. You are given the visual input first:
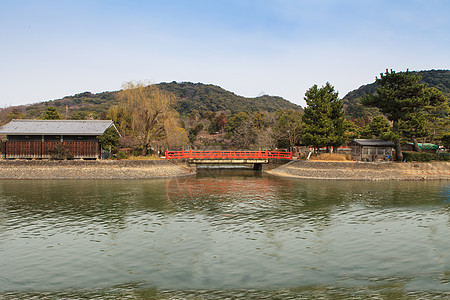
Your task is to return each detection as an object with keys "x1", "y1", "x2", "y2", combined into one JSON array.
[
  {"x1": 266, "y1": 160, "x2": 450, "y2": 180},
  {"x1": 0, "y1": 160, "x2": 193, "y2": 180}
]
